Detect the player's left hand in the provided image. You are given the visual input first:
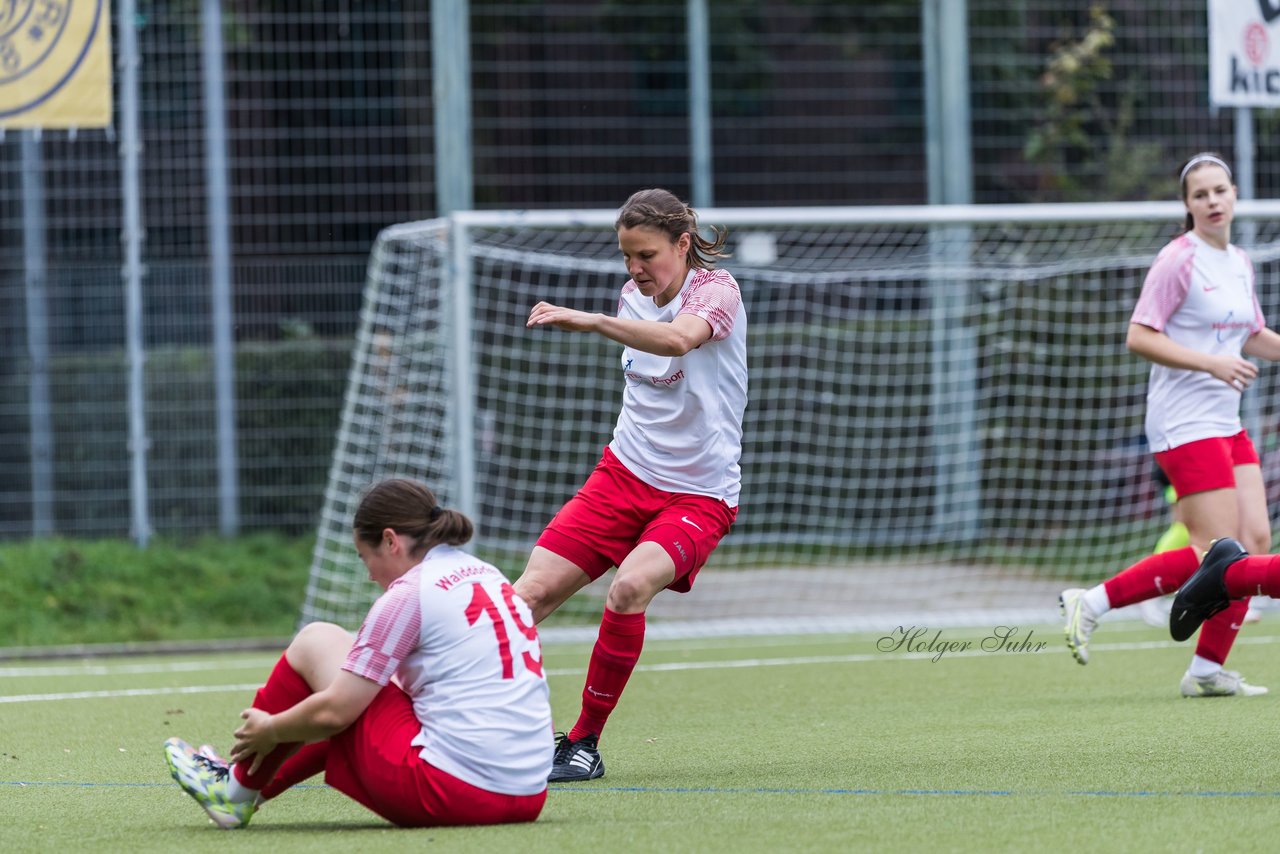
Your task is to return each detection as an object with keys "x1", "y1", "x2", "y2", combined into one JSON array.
[
  {"x1": 527, "y1": 301, "x2": 597, "y2": 332},
  {"x1": 231, "y1": 707, "x2": 279, "y2": 774}
]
